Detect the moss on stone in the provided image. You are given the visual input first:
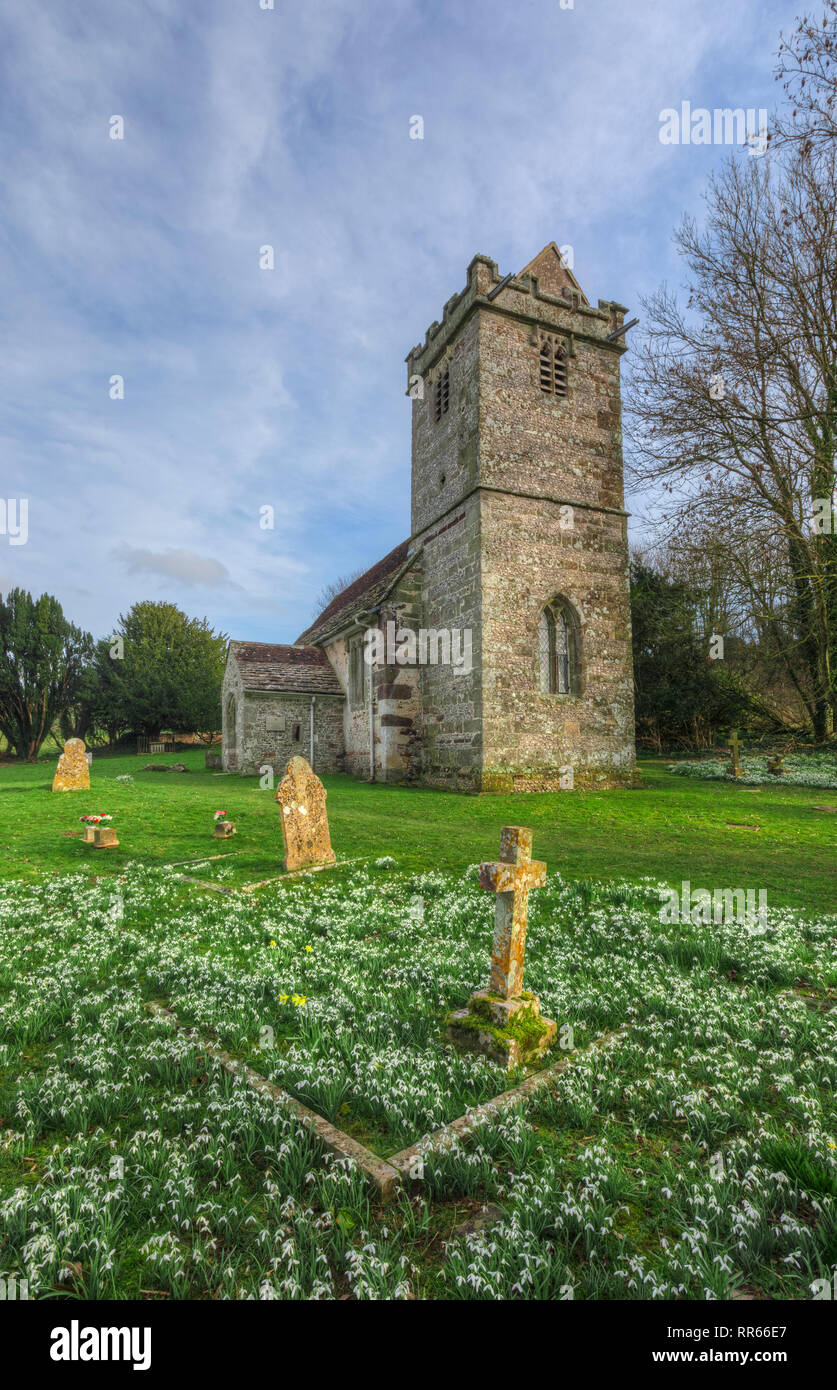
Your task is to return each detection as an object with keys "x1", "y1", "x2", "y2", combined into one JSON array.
[
  {"x1": 470, "y1": 990, "x2": 537, "y2": 1023},
  {"x1": 504, "y1": 1008, "x2": 552, "y2": 1058},
  {"x1": 479, "y1": 770, "x2": 514, "y2": 794},
  {"x1": 447, "y1": 1010, "x2": 507, "y2": 1043},
  {"x1": 447, "y1": 995, "x2": 555, "y2": 1066}
]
